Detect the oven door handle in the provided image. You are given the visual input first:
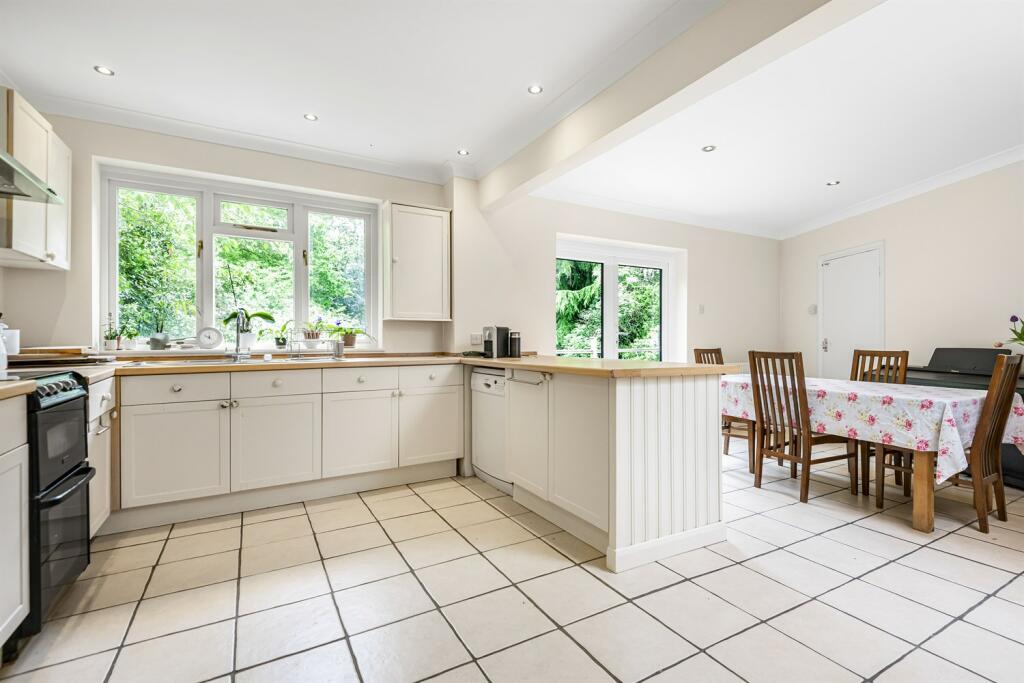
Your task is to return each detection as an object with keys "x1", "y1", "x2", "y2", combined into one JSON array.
[{"x1": 39, "y1": 467, "x2": 96, "y2": 509}]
